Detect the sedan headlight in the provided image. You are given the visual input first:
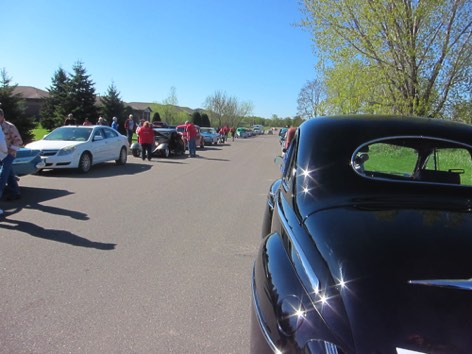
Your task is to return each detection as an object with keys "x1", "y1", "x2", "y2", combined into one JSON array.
[{"x1": 57, "y1": 145, "x2": 77, "y2": 156}]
